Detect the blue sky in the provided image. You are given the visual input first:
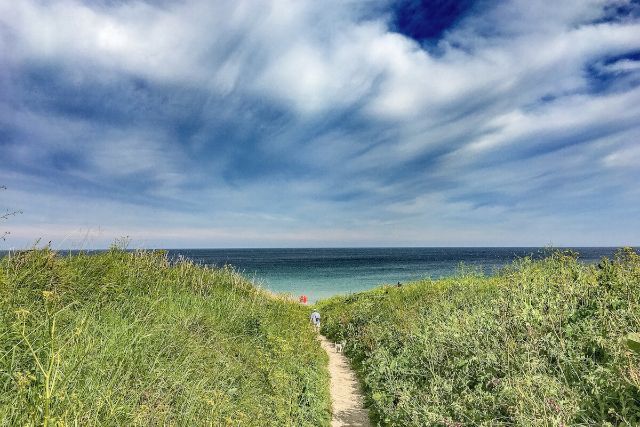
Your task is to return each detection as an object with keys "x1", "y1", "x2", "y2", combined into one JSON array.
[{"x1": 1, "y1": 0, "x2": 639, "y2": 248}]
